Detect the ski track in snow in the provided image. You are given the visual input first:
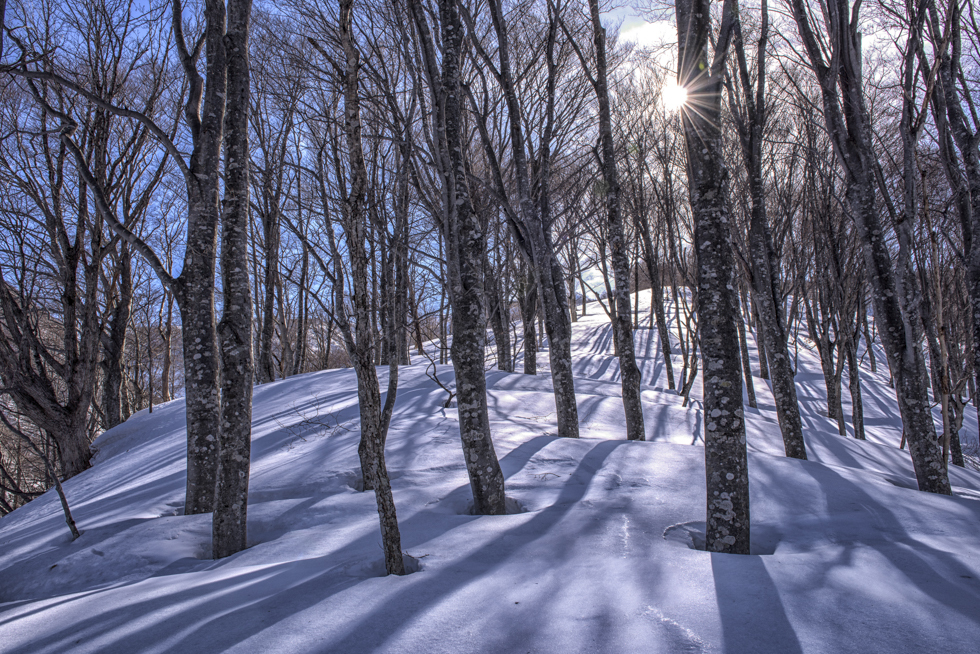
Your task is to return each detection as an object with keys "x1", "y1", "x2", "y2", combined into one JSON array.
[{"x1": 1, "y1": 292, "x2": 979, "y2": 653}]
